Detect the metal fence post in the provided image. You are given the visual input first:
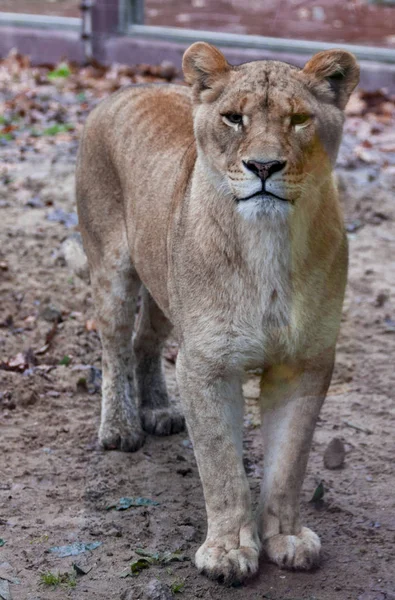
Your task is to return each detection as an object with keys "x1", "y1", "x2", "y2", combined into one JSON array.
[
  {"x1": 130, "y1": 0, "x2": 144, "y2": 25},
  {"x1": 91, "y1": 0, "x2": 120, "y2": 60}
]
